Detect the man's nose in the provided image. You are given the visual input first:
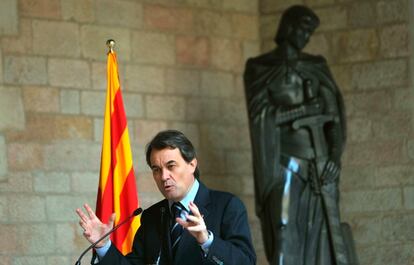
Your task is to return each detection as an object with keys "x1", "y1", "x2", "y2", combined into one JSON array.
[{"x1": 161, "y1": 169, "x2": 170, "y2": 180}]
